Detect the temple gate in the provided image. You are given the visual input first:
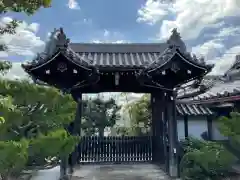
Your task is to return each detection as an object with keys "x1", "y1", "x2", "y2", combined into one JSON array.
[{"x1": 22, "y1": 27, "x2": 213, "y2": 178}]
